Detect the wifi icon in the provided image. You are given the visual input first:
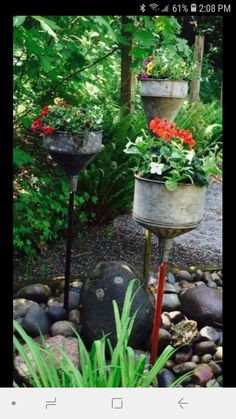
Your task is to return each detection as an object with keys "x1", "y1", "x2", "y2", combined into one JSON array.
[{"x1": 149, "y1": 3, "x2": 159, "y2": 11}]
